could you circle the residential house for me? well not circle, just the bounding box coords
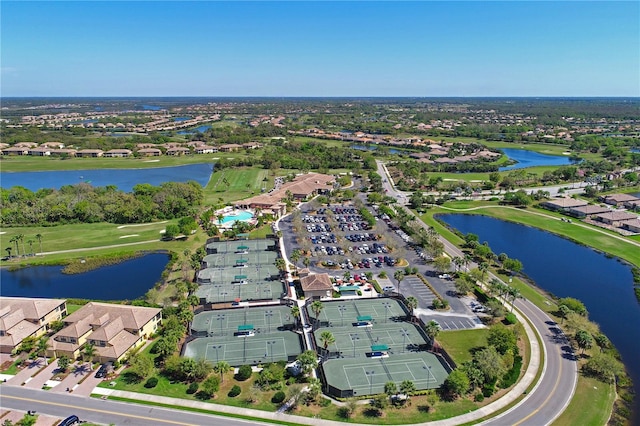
[218,144,243,152]
[76,149,104,158]
[104,149,133,158]
[566,205,610,218]
[594,211,638,226]
[0,297,67,354]
[541,198,588,212]
[48,302,161,364]
[602,193,640,207]
[136,148,162,156]
[50,149,77,157]
[28,147,51,156]
[166,147,191,156]
[1,146,30,156]
[194,145,217,154]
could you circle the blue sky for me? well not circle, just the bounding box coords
[2,1,638,97]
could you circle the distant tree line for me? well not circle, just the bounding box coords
[0,181,203,226]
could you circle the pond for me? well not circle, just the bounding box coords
[0,163,213,192]
[0,253,169,301]
[177,125,212,135]
[499,148,575,171]
[438,214,639,418]
[351,144,402,155]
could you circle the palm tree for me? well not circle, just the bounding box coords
[27,240,34,256]
[311,300,324,329]
[35,233,43,254]
[424,320,441,346]
[5,247,12,258]
[319,331,335,355]
[405,296,418,323]
[291,305,301,329]
[290,250,301,274]
[452,256,463,273]
[214,360,231,382]
[17,234,25,258]
[274,258,287,275]
[507,287,521,312]
[303,256,310,268]
[478,262,489,283]
[36,337,50,365]
[10,236,19,257]
[82,342,96,364]
[394,270,405,296]
[463,253,473,272]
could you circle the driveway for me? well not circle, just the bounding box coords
[6,358,48,386]
[51,362,93,393]
[21,359,59,390]
[72,368,105,396]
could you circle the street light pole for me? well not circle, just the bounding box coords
[382,302,391,324]
[265,310,273,333]
[338,305,346,327]
[401,329,409,353]
[367,370,375,395]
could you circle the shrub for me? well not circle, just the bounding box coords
[228,385,241,397]
[482,382,495,397]
[474,392,485,402]
[500,355,523,388]
[272,390,286,403]
[319,397,331,407]
[504,312,517,325]
[186,382,199,394]
[236,365,253,381]
[144,377,158,388]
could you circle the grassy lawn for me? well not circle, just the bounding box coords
[205,167,271,204]
[66,304,83,314]
[437,329,490,365]
[552,375,615,426]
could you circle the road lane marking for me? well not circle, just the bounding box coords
[1,394,195,426]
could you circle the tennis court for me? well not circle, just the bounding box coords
[202,251,277,269]
[195,280,284,304]
[205,239,275,254]
[184,332,303,366]
[307,298,409,328]
[197,264,279,284]
[185,306,303,366]
[322,352,450,397]
[192,305,294,335]
[314,322,428,358]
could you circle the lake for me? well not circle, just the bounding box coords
[439,214,639,419]
[0,163,213,192]
[499,148,575,171]
[0,253,169,301]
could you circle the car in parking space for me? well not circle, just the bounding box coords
[95,364,108,378]
[382,285,395,293]
[59,415,80,426]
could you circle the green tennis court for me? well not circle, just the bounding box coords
[191,305,294,335]
[195,279,284,304]
[205,239,275,254]
[322,352,450,397]
[307,298,409,328]
[202,251,277,269]
[184,331,303,366]
[314,322,428,357]
[197,263,279,284]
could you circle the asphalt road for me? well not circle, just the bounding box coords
[380,160,579,425]
[0,386,270,426]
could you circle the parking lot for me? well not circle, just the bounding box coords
[281,199,486,331]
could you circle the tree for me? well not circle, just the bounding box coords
[26,239,34,256]
[199,375,220,399]
[399,380,416,395]
[129,353,155,380]
[487,324,517,355]
[296,350,318,376]
[478,262,489,282]
[405,296,418,322]
[310,300,324,328]
[558,297,587,316]
[57,354,71,372]
[424,320,441,344]
[433,256,451,273]
[290,305,301,329]
[394,270,405,295]
[594,333,610,353]
[502,258,523,275]
[444,369,469,398]
[558,304,571,324]
[82,343,96,364]
[575,330,593,354]
[35,337,50,365]
[152,337,178,359]
[384,381,398,396]
[274,258,286,274]
[35,233,43,254]
[583,353,623,383]
[473,346,505,382]
[164,224,180,240]
[290,249,301,272]
[213,361,231,383]
[319,331,335,352]
[5,247,12,258]
[454,275,474,296]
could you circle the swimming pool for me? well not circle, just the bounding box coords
[219,210,254,226]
